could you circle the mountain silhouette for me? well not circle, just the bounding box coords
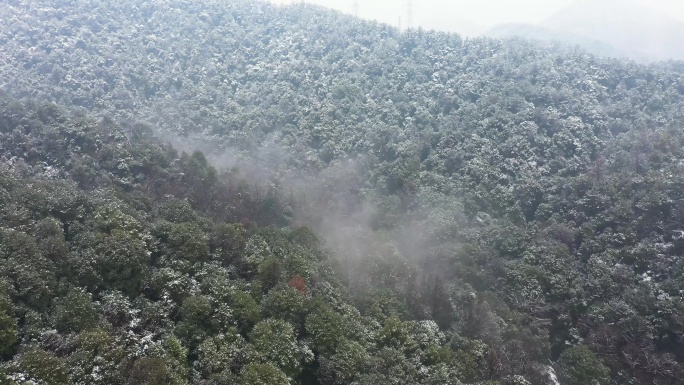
[486,0,684,62]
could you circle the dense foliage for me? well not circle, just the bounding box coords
[1,0,684,384]
[0,95,494,384]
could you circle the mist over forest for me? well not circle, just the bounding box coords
[0,0,683,384]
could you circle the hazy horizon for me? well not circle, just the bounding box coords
[269,0,684,36]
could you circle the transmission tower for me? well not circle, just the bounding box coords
[406,0,413,30]
[353,0,359,17]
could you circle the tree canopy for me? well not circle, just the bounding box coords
[0,0,683,383]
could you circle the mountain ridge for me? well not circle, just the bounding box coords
[486,0,684,62]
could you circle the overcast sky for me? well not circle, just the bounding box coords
[269,0,684,36]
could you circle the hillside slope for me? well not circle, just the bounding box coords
[1,0,684,383]
[0,93,507,385]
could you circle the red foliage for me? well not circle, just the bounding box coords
[288,275,307,295]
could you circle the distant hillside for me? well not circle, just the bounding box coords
[485,23,625,58]
[487,0,684,62]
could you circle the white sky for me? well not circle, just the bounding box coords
[269,0,684,36]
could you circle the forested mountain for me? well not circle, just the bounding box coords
[1,0,684,384]
[487,0,684,63]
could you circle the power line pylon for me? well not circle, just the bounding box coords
[406,0,413,30]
